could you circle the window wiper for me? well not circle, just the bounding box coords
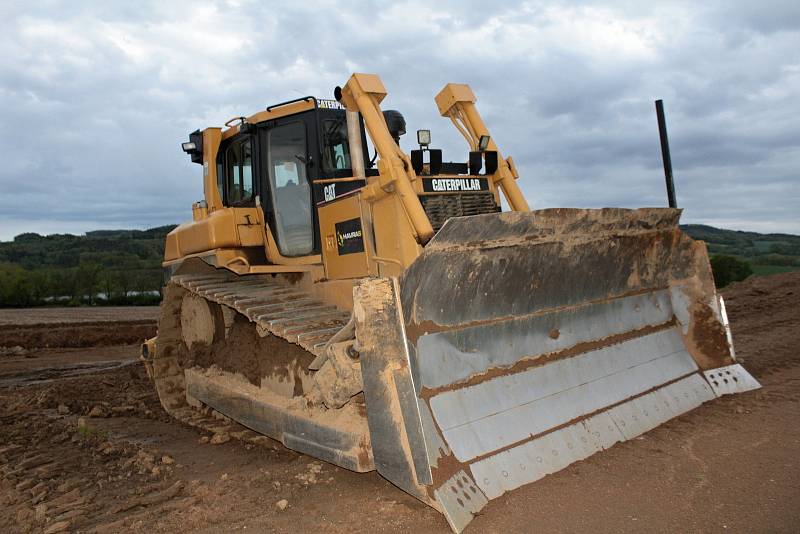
[295,154,313,168]
[325,118,346,136]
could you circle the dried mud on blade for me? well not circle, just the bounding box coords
[353,208,760,533]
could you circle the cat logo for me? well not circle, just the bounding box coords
[422,177,490,193]
[318,99,346,110]
[431,178,482,191]
[324,183,336,202]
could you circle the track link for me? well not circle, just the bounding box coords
[172,273,350,357]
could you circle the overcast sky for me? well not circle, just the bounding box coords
[1,0,798,240]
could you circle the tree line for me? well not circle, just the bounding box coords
[0,225,174,307]
[0,262,162,307]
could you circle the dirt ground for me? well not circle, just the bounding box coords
[0,307,159,350]
[1,273,798,533]
[0,307,160,327]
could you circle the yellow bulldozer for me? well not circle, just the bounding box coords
[143,73,760,532]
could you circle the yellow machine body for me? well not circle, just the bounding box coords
[147,74,761,533]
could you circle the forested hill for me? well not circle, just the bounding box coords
[2,226,177,270]
[681,224,800,276]
[1,222,798,307]
[0,225,176,306]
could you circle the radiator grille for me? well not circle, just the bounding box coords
[419,192,501,232]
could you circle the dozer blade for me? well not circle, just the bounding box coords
[353,208,759,533]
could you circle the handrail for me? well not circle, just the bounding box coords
[267,96,317,112]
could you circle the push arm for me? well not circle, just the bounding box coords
[435,84,530,212]
[337,74,435,243]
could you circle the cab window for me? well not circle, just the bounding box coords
[224,138,253,204]
[321,118,351,175]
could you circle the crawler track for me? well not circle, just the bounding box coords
[148,270,361,457]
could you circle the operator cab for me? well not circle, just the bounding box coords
[181,96,501,258]
[183,98,372,258]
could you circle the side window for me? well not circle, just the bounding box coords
[225,138,253,204]
[216,161,224,202]
[321,118,351,174]
[267,122,313,256]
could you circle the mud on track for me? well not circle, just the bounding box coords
[1,274,799,533]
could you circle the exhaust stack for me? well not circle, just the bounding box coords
[655,99,677,208]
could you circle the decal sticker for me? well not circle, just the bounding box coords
[335,217,365,255]
[423,178,489,193]
[313,179,366,205]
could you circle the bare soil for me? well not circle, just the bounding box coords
[0,307,159,349]
[1,274,798,533]
[0,307,159,326]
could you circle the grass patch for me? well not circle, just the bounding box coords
[77,425,109,441]
[750,264,800,276]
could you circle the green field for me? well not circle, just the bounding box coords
[681,224,800,286]
[750,264,799,276]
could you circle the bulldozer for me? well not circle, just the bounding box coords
[143,73,760,532]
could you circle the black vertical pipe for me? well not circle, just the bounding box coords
[655,99,677,208]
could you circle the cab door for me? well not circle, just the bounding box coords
[261,120,315,257]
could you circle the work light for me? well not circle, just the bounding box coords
[417,129,431,147]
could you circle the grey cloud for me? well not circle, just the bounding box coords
[0,0,798,241]
[701,1,800,35]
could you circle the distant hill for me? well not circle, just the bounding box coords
[0,225,177,307]
[681,224,800,276]
[1,222,797,306]
[4,225,177,270]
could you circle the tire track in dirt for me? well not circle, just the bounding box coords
[0,409,202,533]
[1,273,799,533]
